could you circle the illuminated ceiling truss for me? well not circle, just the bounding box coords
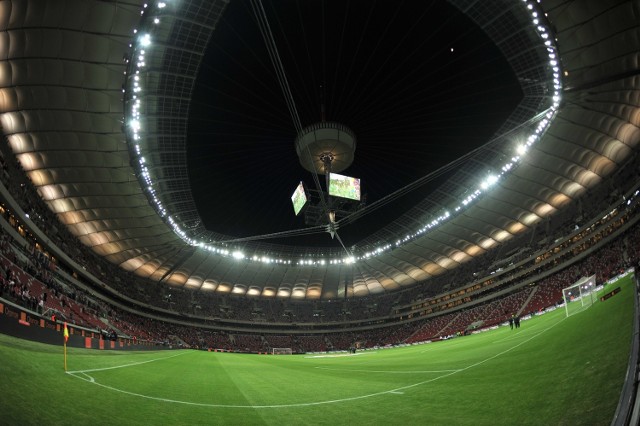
[0,0,637,299]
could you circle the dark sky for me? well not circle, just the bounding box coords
[187,0,522,248]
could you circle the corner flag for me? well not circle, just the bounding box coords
[63,322,69,371]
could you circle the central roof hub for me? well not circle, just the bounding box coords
[294,122,356,175]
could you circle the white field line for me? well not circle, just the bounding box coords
[492,326,539,344]
[66,318,566,409]
[314,367,461,374]
[304,352,370,359]
[66,351,190,374]
[419,338,472,353]
[492,333,523,344]
[494,304,591,344]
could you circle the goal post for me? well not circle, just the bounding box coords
[563,275,597,318]
[271,347,293,355]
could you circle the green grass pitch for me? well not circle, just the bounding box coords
[0,276,635,425]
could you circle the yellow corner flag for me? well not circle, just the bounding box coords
[63,322,69,371]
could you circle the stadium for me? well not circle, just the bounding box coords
[0,0,639,424]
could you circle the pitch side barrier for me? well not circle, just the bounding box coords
[0,297,170,351]
[611,269,640,426]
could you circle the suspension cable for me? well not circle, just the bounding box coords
[217,224,328,244]
[337,108,554,228]
[250,0,345,253]
[250,0,302,133]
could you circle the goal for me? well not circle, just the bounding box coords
[271,347,293,355]
[562,275,597,318]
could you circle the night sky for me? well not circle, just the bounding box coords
[187,0,522,248]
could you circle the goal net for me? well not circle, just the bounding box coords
[272,347,293,355]
[562,275,597,318]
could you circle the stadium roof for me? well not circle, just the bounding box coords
[0,0,638,299]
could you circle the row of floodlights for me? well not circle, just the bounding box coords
[126,2,169,220]
[227,249,356,266]
[124,0,562,267]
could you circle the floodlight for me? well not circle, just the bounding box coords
[140,34,151,46]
